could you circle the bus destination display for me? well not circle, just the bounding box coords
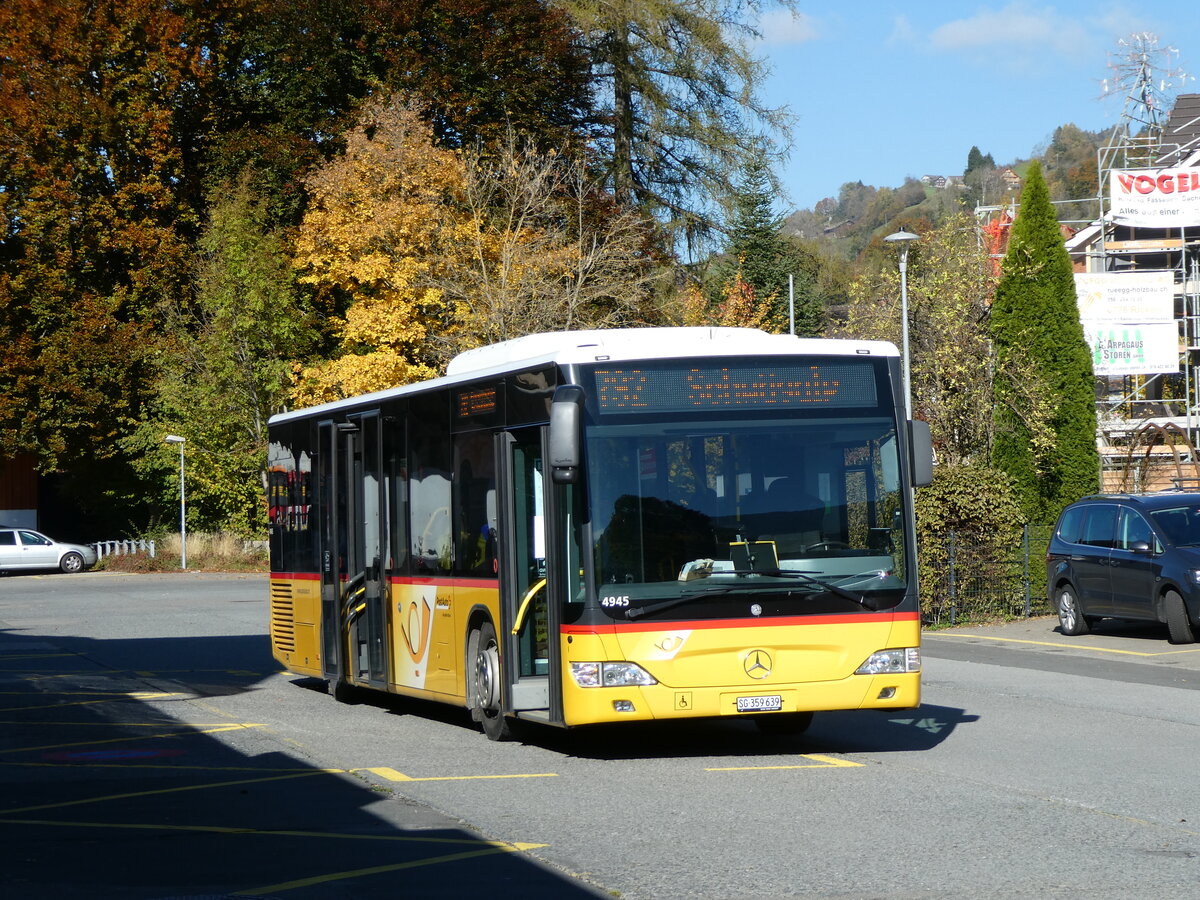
[591,362,878,413]
[455,385,498,419]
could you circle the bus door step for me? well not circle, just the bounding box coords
[510,676,548,710]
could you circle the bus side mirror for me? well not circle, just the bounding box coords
[909,419,933,487]
[549,385,585,484]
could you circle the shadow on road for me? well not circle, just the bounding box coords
[0,627,604,900]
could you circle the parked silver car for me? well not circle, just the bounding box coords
[0,527,98,574]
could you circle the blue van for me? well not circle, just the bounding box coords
[1046,493,1200,644]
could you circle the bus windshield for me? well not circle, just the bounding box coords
[586,418,908,620]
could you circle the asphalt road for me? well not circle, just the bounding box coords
[2,572,1199,899]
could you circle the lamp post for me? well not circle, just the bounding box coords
[164,435,186,569]
[884,229,920,419]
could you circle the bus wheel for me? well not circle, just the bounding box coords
[328,678,360,704]
[753,711,813,736]
[471,621,514,741]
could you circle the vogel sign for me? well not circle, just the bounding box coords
[1110,166,1200,227]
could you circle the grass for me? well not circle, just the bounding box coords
[96,532,268,574]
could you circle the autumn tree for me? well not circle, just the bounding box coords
[138,174,316,534]
[991,161,1099,522]
[677,268,776,331]
[293,95,670,406]
[0,0,211,536]
[439,137,665,355]
[842,214,999,464]
[841,213,1028,615]
[291,96,468,406]
[555,0,795,249]
[201,0,595,226]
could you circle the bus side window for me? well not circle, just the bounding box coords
[410,395,452,573]
[453,432,498,578]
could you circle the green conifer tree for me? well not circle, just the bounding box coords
[991,161,1099,522]
[719,153,823,334]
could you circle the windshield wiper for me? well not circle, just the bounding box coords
[625,569,877,620]
[766,569,876,610]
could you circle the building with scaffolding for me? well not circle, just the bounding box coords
[1066,91,1200,491]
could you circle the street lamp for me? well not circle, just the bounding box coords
[164,435,186,569]
[884,229,920,419]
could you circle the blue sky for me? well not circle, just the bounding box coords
[756,2,1199,213]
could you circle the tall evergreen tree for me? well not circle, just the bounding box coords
[720,152,821,334]
[990,161,1098,522]
[554,0,795,251]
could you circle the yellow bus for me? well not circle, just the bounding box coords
[267,328,932,740]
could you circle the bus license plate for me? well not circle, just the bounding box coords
[737,695,783,712]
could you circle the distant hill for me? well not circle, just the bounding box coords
[782,123,1114,261]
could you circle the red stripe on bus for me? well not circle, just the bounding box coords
[269,573,498,588]
[561,610,920,634]
[388,575,500,588]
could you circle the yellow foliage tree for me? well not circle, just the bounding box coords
[290,95,470,406]
[676,265,778,331]
[291,94,665,409]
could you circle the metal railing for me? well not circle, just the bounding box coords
[92,539,156,560]
[920,525,1055,627]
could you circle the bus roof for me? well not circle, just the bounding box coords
[270,327,899,424]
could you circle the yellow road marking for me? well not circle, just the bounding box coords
[237,844,537,894]
[0,653,79,661]
[0,699,150,713]
[0,816,547,847]
[0,769,337,816]
[0,722,265,755]
[707,753,864,771]
[926,631,1200,657]
[355,766,558,782]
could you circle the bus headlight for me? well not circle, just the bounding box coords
[855,648,921,675]
[570,661,657,687]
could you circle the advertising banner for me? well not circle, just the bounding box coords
[1083,322,1179,376]
[1074,271,1175,323]
[1110,166,1200,227]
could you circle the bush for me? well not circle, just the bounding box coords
[916,464,1028,624]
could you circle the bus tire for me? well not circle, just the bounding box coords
[329,678,360,704]
[471,621,514,741]
[1164,590,1196,644]
[753,711,813,736]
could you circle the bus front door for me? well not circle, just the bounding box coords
[496,429,564,727]
[319,414,388,698]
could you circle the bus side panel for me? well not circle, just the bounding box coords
[390,580,440,693]
[270,575,322,676]
[560,615,920,726]
[387,580,499,702]
[451,582,501,700]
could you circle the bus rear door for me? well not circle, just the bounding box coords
[318,414,389,698]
